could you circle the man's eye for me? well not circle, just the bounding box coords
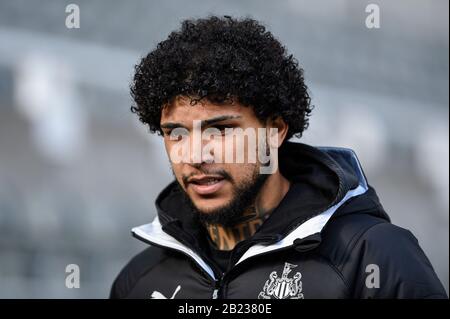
[163,130,177,138]
[164,129,189,140]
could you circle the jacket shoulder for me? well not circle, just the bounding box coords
[319,214,447,298]
[109,246,168,299]
[319,211,387,263]
[351,221,447,298]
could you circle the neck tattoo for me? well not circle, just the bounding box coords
[206,206,273,251]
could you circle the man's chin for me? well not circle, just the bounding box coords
[188,198,242,226]
[190,199,232,216]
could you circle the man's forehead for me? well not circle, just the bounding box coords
[161,96,250,121]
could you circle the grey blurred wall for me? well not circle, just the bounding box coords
[0,0,448,298]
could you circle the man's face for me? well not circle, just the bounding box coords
[160,97,271,224]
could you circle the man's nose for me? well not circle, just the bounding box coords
[185,134,216,165]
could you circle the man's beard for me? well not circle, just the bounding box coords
[175,166,269,227]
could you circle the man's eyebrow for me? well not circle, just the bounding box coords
[201,115,242,126]
[160,115,242,130]
[160,122,188,130]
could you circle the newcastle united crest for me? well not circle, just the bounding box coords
[258,262,304,299]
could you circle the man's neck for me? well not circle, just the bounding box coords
[206,172,291,251]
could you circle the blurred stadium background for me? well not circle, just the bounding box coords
[0,0,448,298]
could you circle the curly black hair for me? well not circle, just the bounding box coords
[131,15,313,140]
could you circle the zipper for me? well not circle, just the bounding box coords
[212,273,226,299]
[212,281,220,299]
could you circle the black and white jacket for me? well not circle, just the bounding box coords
[110,142,447,299]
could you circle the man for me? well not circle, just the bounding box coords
[110,16,447,299]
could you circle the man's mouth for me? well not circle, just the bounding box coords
[187,175,227,195]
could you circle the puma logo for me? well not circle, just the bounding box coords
[151,285,181,299]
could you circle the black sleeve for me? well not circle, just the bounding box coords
[109,246,166,299]
[350,222,447,299]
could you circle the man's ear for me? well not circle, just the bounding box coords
[266,116,289,148]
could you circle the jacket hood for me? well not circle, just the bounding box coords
[132,141,389,277]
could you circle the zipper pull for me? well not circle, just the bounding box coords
[212,277,222,299]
